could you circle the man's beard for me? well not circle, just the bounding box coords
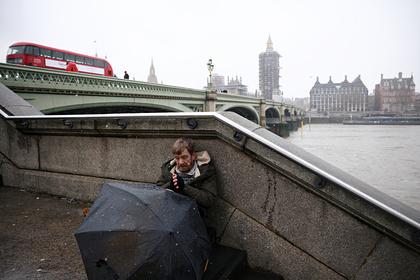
[178,163,192,172]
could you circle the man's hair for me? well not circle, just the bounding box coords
[172,138,194,155]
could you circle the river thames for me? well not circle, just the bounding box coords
[287,124,420,212]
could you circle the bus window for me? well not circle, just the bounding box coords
[94,59,105,68]
[41,48,52,58]
[52,51,64,60]
[25,46,33,55]
[7,46,25,55]
[85,57,93,65]
[65,53,76,62]
[33,47,40,56]
[76,56,84,64]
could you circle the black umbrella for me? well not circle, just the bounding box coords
[75,182,211,280]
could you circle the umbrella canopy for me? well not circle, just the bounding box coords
[75,182,211,280]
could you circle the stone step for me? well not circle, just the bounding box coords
[203,245,283,280]
[235,268,284,280]
[203,245,247,280]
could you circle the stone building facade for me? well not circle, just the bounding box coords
[310,76,368,112]
[259,36,281,100]
[210,73,225,88]
[209,74,248,96]
[416,93,420,113]
[223,76,248,96]
[374,72,415,113]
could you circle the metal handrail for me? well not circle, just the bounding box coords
[1,109,419,229]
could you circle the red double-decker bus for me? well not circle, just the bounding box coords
[6,42,113,77]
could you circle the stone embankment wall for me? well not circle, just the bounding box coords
[1,112,420,280]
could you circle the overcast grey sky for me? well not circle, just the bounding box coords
[0,0,419,98]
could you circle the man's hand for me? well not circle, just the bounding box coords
[169,174,185,193]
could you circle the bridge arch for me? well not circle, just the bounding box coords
[218,105,259,124]
[43,101,192,115]
[265,107,281,125]
[265,107,281,118]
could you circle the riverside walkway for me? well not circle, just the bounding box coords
[0,186,282,280]
[0,186,90,280]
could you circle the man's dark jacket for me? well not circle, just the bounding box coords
[156,151,217,208]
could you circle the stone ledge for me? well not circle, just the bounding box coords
[2,164,103,201]
[221,210,346,280]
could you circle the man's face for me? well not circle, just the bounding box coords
[174,149,196,173]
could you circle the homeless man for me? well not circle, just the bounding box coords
[156,138,217,211]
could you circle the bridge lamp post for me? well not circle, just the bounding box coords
[207,58,214,90]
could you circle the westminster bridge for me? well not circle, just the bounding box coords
[0,63,303,136]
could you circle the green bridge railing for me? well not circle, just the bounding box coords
[0,62,205,96]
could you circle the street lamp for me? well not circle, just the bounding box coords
[207,58,214,89]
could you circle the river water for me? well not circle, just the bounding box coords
[287,124,420,212]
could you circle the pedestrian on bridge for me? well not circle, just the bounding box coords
[124,71,129,79]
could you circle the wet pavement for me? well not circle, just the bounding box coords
[0,186,283,280]
[0,186,91,280]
